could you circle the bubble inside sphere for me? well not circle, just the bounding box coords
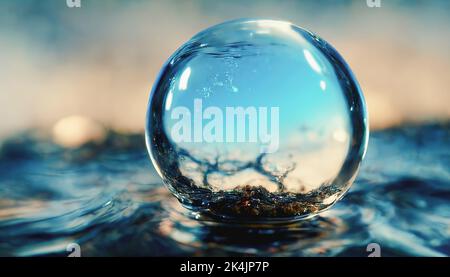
[146,19,369,223]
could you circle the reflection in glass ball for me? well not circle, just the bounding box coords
[146,19,369,223]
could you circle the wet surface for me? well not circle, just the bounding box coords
[0,123,449,256]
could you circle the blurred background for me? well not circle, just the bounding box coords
[0,0,449,146]
[0,0,449,257]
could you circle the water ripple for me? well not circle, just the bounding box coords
[0,124,448,256]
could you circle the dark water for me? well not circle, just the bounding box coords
[0,123,448,257]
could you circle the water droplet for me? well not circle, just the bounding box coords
[146,19,369,223]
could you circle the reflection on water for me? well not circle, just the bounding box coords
[0,123,448,256]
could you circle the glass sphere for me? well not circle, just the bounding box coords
[146,19,369,223]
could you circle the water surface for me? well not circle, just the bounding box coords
[0,123,448,256]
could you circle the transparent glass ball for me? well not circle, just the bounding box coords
[146,19,369,223]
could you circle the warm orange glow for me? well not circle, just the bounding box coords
[52,115,106,148]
